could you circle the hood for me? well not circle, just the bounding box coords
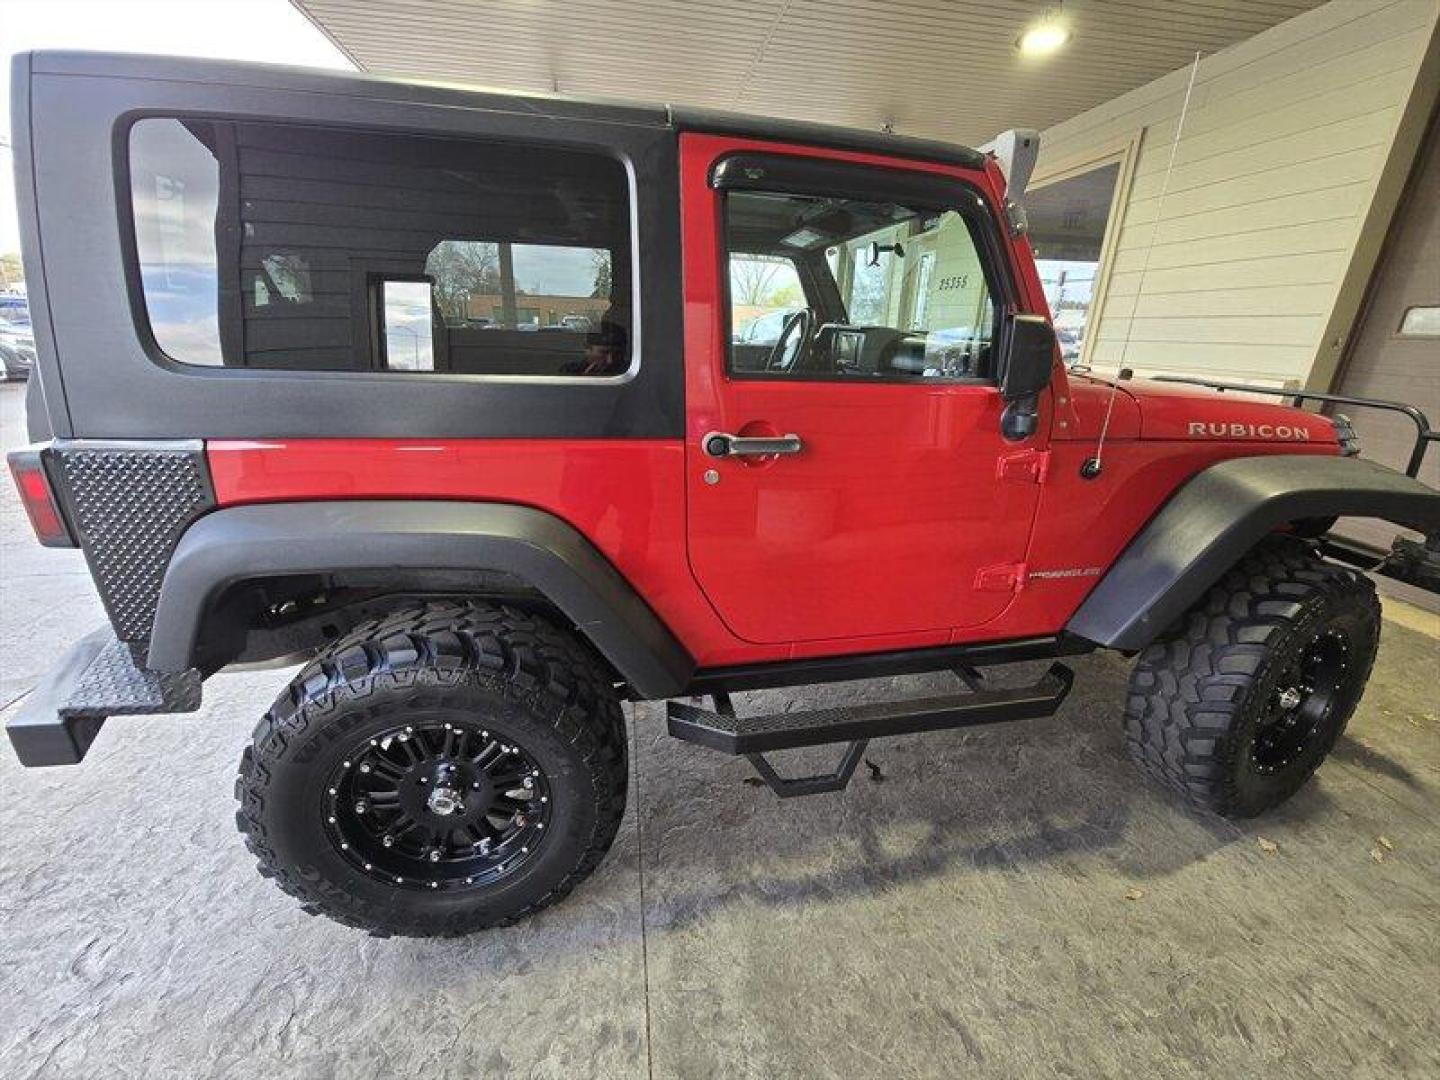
[1120,378,1338,445]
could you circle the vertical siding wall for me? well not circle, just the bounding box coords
[1037,0,1439,386]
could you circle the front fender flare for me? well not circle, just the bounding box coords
[148,500,695,698]
[1067,455,1440,651]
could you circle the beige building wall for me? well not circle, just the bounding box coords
[1033,0,1439,387]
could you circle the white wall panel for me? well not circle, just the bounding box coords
[1037,0,1438,385]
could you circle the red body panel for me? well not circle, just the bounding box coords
[209,439,736,664]
[978,438,1339,642]
[1060,375,1142,441]
[205,138,1341,674]
[1124,378,1336,444]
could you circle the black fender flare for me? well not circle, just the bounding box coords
[147,500,695,698]
[1066,455,1440,651]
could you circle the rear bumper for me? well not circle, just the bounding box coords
[6,627,202,766]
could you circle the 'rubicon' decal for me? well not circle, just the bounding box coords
[1187,421,1309,440]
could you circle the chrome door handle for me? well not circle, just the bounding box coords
[702,431,803,458]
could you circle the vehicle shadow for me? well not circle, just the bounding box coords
[627,653,1342,932]
[1331,734,1420,787]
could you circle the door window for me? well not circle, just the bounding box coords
[723,190,996,381]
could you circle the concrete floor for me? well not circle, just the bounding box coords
[1,379,1438,1079]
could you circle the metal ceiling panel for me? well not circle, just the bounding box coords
[292,0,1325,144]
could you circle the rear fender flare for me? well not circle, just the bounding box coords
[1066,455,1440,651]
[148,500,695,698]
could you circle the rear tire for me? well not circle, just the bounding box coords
[1124,538,1379,818]
[235,601,627,936]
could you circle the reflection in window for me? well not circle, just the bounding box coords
[380,281,435,371]
[130,119,223,365]
[128,117,631,375]
[730,254,804,346]
[256,254,311,307]
[426,240,613,333]
[724,190,995,380]
[1026,161,1120,363]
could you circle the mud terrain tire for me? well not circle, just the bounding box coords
[1124,538,1379,818]
[234,601,627,936]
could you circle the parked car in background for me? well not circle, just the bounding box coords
[0,300,35,381]
[1056,326,1083,362]
[734,308,793,345]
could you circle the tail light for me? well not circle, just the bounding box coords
[7,447,75,547]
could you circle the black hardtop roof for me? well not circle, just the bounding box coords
[26,50,987,169]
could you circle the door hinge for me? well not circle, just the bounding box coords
[996,449,1050,484]
[975,562,1028,593]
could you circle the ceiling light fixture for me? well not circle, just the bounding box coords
[1017,9,1072,57]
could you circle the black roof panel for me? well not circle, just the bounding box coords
[31,51,985,168]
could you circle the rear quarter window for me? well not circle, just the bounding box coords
[127,118,633,378]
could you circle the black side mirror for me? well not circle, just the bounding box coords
[999,314,1056,441]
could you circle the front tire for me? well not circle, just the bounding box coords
[1124,538,1379,818]
[235,601,627,936]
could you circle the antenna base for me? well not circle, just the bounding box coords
[1080,457,1103,480]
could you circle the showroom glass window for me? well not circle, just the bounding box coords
[1024,161,1121,364]
[724,189,996,380]
[128,118,633,376]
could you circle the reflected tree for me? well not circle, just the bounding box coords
[590,249,612,300]
[426,241,501,323]
[730,255,792,306]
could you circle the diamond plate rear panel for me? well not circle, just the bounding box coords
[51,442,214,644]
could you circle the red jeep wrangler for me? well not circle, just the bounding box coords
[8,53,1438,937]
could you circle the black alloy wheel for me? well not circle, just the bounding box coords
[1251,629,1352,775]
[325,719,553,891]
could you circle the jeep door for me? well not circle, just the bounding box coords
[681,135,1048,646]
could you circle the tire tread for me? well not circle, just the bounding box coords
[1124,537,1379,816]
[234,601,627,936]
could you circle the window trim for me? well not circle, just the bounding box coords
[713,153,1014,385]
[1026,129,1141,368]
[117,112,642,385]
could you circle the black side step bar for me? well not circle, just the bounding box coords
[746,739,872,799]
[667,663,1074,796]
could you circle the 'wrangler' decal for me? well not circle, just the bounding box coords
[1187,421,1309,440]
